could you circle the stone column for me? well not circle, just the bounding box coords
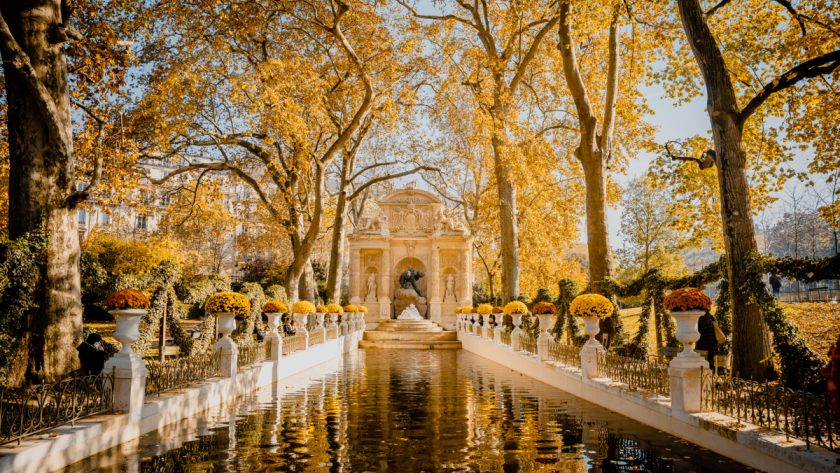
[379,247,391,320]
[349,247,361,304]
[458,251,470,306]
[465,239,473,306]
[429,243,441,323]
[669,353,709,416]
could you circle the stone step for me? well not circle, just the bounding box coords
[359,339,462,350]
[363,331,457,341]
[376,326,443,333]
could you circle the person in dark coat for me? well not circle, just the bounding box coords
[282,314,296,336]
[695,311,718,370]
[77,333,106,375]
[769,274,782,296]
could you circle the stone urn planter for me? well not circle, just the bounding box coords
[582,316,602,348]
[292,313,309,332]
[265,313,282,334]
[669,310,706,358]
[215,312,237,339]
[537,314,557,338]
[110,308,146,356]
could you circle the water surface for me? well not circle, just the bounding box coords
[66,350,752,472]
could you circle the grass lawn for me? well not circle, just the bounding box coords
[780,302,840,361]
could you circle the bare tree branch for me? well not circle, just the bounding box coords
[664,141,715,169]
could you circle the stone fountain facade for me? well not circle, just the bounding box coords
[347,188,473,327]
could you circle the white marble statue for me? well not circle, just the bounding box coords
[365,273,377,301]
[444,274,456,301]
[397,304,424,320]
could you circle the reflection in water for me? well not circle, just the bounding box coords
[67,350,751,472]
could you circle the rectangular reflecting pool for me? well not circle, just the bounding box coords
[65,350,753,472]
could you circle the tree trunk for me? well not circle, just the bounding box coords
[491,110,520,302]
[326,190,348,303]
[580,155,611,293]
[677,0,774,380]
[0,2,83,383]
[299,258,316,302]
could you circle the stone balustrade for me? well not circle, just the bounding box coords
[455,313,839,473]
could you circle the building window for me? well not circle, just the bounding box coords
[99,212,111,225]
[78,210,86,225]
[135,215,147,230]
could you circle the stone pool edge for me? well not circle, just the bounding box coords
[459,333,839,473]
[0,337,357,473]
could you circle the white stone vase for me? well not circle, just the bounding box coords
[292,313,309,331]
[216,312,237,338]
[110,308,146,355]
[315,312,325,327]
[670,309,706,358]
[537,314,557,337]
[265,313,282,333]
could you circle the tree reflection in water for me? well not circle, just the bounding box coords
[69,350,749,472]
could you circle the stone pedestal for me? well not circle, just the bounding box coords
[105,309,147,420]
[265,313,282,361]
[669,352,708,415]
[104,353,146,421]
[537,314,557,362]
[580,339,605,380]
[511,314,523,351]
[213,335,238,378]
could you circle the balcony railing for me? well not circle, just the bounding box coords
[237,340,268,368]
[701,370,839,453]
[546,340,581,368]
[145,352,220,396]
[596,351,670,397]
[518,333,538,355]
[282,333,308,355]
[0,369,115,445]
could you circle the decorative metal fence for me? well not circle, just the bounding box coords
[282,333,308,355]
[500,330,512,347]
[596,352,670,397]
[0,369,115,445]
[237,341,268,368]
[701,370,839,452]
[519,332,538,355]
[145,352,221,396]
[547,340,581,368]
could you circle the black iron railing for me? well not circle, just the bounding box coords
[596,352,670,397]
[547,340,581,368]
[237,340,268,368]
[282,333,308,355]
[145,352,220,396]
[701,370,839,453]
[500,330,512,347]
[519,333,538,355]
[0,368,115,445]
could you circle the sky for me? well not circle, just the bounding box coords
[604,82,821,249]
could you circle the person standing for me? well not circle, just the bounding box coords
[769,274,782,297]
[695,311,719,371]
[77,333,107,375]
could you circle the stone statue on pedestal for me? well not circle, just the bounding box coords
[365,273,377,301]
[394,267,427,319]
